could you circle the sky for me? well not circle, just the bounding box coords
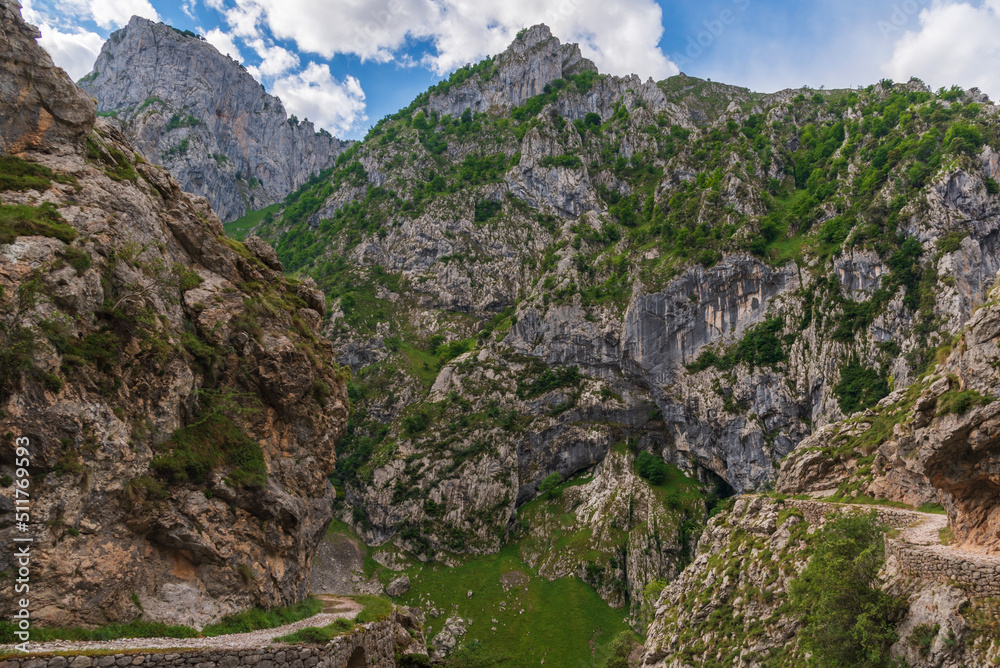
[20,0,1000,140]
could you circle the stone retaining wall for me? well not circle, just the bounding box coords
[0,620,395,668]
[885,538,1000,598]
[783,499,999,598]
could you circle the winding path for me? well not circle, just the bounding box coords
[1,596,362,655]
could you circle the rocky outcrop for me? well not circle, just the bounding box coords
[778,271,1000,555]
[0,2,347,629]
[642,497,999,667]
[78,17,350,222]
[0,0,95,154]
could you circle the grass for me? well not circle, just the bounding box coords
[939,526,955,546]
[224,203,282,240]
[0,620,198,643]
[275,618,354,644]
[0,156,74,191]
[151,413,266,489]
[0,598,324,643]
[353,596,394,623]
[0,202,77,244]
[397,544,630,667]
[201,596,323,636]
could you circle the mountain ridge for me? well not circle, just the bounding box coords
[78,16,351,222]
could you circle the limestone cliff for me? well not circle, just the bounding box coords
[0,0,348,629]
[78,17,350,222]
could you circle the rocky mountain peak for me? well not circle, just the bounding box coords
[0,0,95,154]
[78,16,351,222]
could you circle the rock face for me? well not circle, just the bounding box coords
[0,2,348,629]
[779,273,1000,554]
[242,23,1000,628]
[0,0,95,154]
[641,497,1000,667]
[78,16,350,222]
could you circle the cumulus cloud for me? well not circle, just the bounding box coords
[271,63,368,136]
[81,0,159,29]
[247,37,299,76]
[218,0,676,79]
[883,0,1000,98]
[37,23,105,80]
[203,27,243,61]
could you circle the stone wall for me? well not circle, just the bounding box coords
[885,538,1000,598]
[782,498,1000,598]
[0,621,396,668]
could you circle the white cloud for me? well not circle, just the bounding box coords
[247,37,299,76]
[36,23,105,80]
[85,0,160,29]
[181,0,197,19]
[203,27,244,61]
[883,0,1000,98]
[271,63,368,136]
[219,0,676,80]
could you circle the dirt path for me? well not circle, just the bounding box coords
[1,595,362,654]
[889,508,1000,565]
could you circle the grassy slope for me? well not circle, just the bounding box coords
[223,202,281,240]
[397,545,630,667]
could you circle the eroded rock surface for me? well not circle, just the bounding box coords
[0,2,347,629]
[78,16,350,221]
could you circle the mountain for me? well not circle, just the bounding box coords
[77,16,351,222]
[242,22,1000,632]
[0,0,347,629]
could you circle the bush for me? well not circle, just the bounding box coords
[634,451,668,485]
[538,472,562,498]
[834,359,889,415]
[790,511,907,668]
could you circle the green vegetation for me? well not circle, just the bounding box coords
[0,156,75,191]
[275,617,354,643]
[0,620,198,643]
[202,596,323,636]
[354,595,394,623]
[224,202,282,240]
[834,358,890,415]
[165,113,202,131]
[398,545,630,667]
[687,317,786,373]
[517,365,582,399]
[0,202,76,244]
[935,388,992,415]
[151,390,267,489]
[538,472,562,498]
[790,511,907,668]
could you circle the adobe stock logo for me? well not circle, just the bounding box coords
[670,0,751,71]
[876,0,933,39]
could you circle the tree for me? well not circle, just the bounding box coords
[538,472,562,498]
[790,511,907,668]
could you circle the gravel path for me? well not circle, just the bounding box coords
[892,509,1000,565]
[1,596,362,654]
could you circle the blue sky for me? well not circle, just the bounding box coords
[21,0,1000,139]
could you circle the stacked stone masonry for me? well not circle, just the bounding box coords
[885,538,1000,598]
[0,621,395,668]
[784,499,999,598]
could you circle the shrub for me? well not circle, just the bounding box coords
[790,511,907,668]
[936,389,992,415]
[0,156,74,191]
[834,359,889,415]
[634,451,668,485]
[538,472,562,498]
